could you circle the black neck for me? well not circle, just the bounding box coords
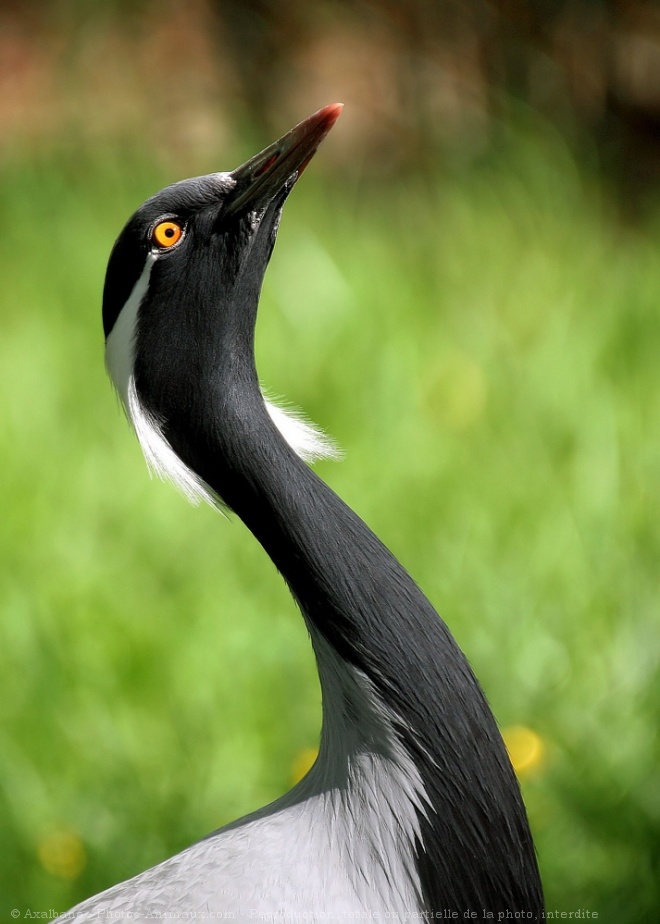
[159,390,543,919]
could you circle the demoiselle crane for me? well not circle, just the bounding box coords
[58,104,543,922]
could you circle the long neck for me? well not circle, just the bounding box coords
[172,390,468,692]
[162,389,543,918]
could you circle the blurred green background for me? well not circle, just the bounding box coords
[0,1,659,920]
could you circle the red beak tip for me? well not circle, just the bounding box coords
[323,103,344,124]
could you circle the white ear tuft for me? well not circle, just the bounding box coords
[127,377,219,509]
[105,256,220,510]
[262,390,343,463]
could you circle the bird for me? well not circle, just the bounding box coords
[58,104,544,922]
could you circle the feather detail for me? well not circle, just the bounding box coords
[262,390,343,463]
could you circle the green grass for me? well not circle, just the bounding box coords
[0,132,658,920]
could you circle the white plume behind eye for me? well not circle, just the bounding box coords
[105,254,155,413]
[105,254,341,509]
[126,377,217,507]
[263,393,342,463]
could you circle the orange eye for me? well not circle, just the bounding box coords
[152,220,184,249]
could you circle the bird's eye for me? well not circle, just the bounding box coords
[152,220,184,249]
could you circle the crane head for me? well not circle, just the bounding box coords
[102,104,342,504]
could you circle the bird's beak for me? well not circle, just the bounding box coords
[224,103,343,218]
